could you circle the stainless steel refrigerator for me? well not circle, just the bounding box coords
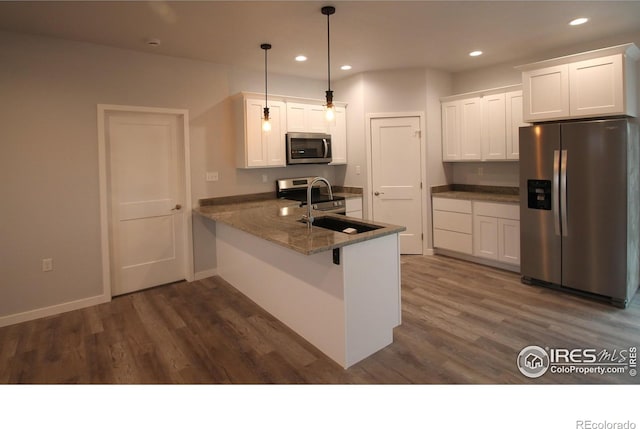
[519,118,640,308]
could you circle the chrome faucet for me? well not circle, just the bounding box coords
[302,176,333,230]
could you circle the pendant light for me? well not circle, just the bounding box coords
[261,43,272,132]
[322,6,336,122]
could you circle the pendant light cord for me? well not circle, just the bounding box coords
[326,12,331,92]
[264,47,268,107]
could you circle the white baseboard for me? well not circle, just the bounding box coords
[194,268,217,281]
[0,293,111,328]
[423,248,435,256]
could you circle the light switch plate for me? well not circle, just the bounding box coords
[206,171,219,182]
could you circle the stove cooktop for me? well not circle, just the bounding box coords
[276,176,345,211]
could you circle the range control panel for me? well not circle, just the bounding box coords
[527,179,552,210]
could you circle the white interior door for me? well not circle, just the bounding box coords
[106,111,187,296]
[370,116,423,254]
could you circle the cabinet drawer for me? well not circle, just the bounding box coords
[433,210,472,234]
[432,197,472,214]
[434,229,472,254]
[474,201,520,220]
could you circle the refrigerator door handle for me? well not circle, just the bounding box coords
[560,149,568,237]
[553,150,561,236]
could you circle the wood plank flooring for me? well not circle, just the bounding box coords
[1,255,639,384]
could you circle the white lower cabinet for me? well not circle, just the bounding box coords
[498,218,520,265]
[473,215,499,259]
[472,201,520,266]
[432,198,473,254]
[345,197,362,219]
[433,197,520,268]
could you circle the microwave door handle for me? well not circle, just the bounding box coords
[323,138,328,159]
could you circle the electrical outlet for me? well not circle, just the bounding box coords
[205,171,219,182]
[478,167,484,176]
[355,165,361,175]
[42,258,53,272]
[262,174,268,183]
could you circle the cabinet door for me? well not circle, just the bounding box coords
[498,219,520,266]
[328,106,347,165]
[242,98,285,168]
[460,97,482,160]
[286,102,329,133]
[569,54,624,118]
[441,101,460,161]
[481,93,507,160]
[286,103,307,132]
[473,215,498,260]
[505,91,525,160]
[345,197,363,219]
[244,98,268,167]
[522,64,569,122]
[307,105,329,132]
[265,101,286,166]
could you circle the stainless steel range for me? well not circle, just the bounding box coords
[276,176,345,214]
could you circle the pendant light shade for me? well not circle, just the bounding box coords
[322,6,336,122]
[261,43,272,132]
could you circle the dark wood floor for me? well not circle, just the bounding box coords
[1,255,639,384]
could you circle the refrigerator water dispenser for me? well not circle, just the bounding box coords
[527,180,551,210]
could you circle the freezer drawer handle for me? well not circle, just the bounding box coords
[560,149,568,237]
[553,150,561,236]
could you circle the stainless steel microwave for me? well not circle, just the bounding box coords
[286,132,332,165]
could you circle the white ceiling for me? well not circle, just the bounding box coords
[1,1,640,81]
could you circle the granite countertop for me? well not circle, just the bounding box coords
[432,184,520,204]
[194,197,404,256]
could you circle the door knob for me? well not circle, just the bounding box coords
[374,191,380,196]
[172,204,182,211]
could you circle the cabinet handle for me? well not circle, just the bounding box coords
[172,204,182,211]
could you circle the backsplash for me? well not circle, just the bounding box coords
[451,162,519,187]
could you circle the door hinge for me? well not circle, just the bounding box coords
[420,182,423,189]
[414,130,421,139]
[421,233,424,240]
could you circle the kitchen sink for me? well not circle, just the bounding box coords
[302,216,383,234]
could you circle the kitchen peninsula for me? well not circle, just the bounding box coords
[195,196,405,368]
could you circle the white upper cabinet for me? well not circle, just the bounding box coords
[521,64,570,122]
[328,106,347,165]
[286,102,329,133]
[442,86,524,162]
[569,54,624,118]
[505,90,526,160]
[441,97,481,161]
[234,93,347,168]
[236,96,286,169]
[518,43,639,122]
[481,93,507,160]
[441,100,461,161]
[460,97,482,160]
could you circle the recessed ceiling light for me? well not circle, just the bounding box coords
[340,65,352,71]
[469,50,483,57]
[295,55,307,62]
[569,17,589,26]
